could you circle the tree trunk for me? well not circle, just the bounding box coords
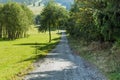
[58,26,59,34]
[0,24,2,38]
[48,25,51,43]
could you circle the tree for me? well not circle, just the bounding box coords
[39,1,69,42]
[2,3,29,39]
[67,0,120,42]
[67,0,96,42]
[55,6,69,32]
[21,4,34,25]
[92,0,120,42]
[0,4,3,38]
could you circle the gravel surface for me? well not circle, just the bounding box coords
[24,31,107,80]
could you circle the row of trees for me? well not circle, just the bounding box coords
[66,0,120,43]
[0,3,33,40]
[38,1,69,42]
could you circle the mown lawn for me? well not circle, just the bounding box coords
[0,28,60,80]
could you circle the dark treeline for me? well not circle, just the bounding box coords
[0,3,33,40]
[66,0,120,43]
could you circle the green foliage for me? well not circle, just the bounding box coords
[0,4,3,38]
[92,0,120,42]
[38,1,69,42]
[21,4,34,25]
[2,3,28,39]
[67,0,120,42]
[67,0,97,42]
[0,3,34,40]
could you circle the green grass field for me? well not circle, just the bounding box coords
[0,27,60,80]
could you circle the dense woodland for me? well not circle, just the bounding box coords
[67,0,120,43]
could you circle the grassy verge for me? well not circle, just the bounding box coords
[0,27,60,80]
[68,36,120,80]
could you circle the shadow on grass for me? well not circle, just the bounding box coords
[15,43,48,46]
[15,41,59,51]
[37,42,59,52]
[0,38,10,41]
[52,37,61,41]
[17,41,59,63]
[18,54,46,63]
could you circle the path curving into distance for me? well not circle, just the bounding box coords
[24,30,107,80]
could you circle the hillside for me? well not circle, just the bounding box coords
[0,0,38,5]
[0,0,74,9]
[55,0,74,9]
[41,0,74,9]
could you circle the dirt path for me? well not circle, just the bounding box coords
[24,31,107,80]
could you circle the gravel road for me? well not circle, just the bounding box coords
[24,31,107,80]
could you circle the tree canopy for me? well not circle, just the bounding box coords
[66,0,120,43]
[38,1,69,42]
[0,2,34,40]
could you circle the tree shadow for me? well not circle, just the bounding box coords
[24,51,80,80]
[24,51,106,80]
[37,42,59,52]
[18,54,47,63]
[0,38,11,41]
[25,68,78,80]
[15,42,59,51]
[52,37,61,41]
[15,43,48,46]
[16,42,59,63]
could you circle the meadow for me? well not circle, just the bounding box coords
[0,26,60,80]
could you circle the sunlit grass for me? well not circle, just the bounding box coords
[0,27,60,80]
